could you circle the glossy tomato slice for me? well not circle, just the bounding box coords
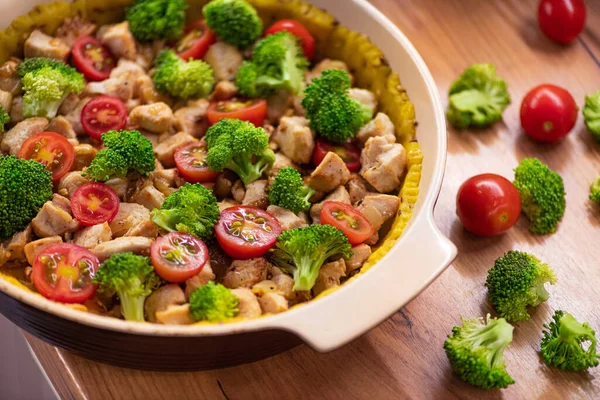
[174,142,220,183]
[265,19,315,60]
[18,131,75,182]
[81,95,127,141]
[71,182,120,226]
[72,36,116,81]
[176,19,216,61]
[32,243,99,304]
[320,201,374,246]
[215,206,282,259]
[313,139,361,172]
[538,0,586,45]
[151,232,209,283]
[207,98,267,127]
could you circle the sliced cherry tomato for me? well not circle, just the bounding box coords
[207,98,267,127]
[320,201,374,246]
[81,95,127,140]
[313,139,361,172]
[265,19,315,60]
[520,84,578,142]
[32,243,99,304]
[151,232,209,283]
[72,36,116,81]
[18,132,75,182]
[538,0,586,45]
[456,174,521,236]
[174,142,220,183]
[176,19,216,61]
[215,206,282,259]
[71,182,120,226]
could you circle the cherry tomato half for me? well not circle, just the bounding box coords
[18,132,75,182]
[520,84,578,142]
[72,36,116,81]
[71,182,120,226]
[32,243,100,304]
[456,174,521,236]
[313,139,361,172]
[207,98,267,127]
[176,19,216,61]
[174,142,220,183]
[538,0,586,45]
[265,19,315,60]
[151,232,209,283]
[320,201,374,246]
[215,206,282,259]
[81,95,127,140]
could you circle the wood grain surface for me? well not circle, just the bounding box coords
[25,0,600,398]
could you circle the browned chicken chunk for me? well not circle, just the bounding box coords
[129,102,174,133]
[313,259,346,296]
[258,292,289,314]
[97,22,137,60]
[23,236,63,265]
[356,113,396,145]
[109,203,158,238]
[356,194,401,232]
[144,284,186,323]
[273,116,314,164]
[231,288,262,318]
[184,262,216,300]
[173,99,209,138]
[307,152,351,193]
[0,60,22,95]
[57,172,90,198]
[223,258,270,289]
[0,90,13,112]
[345,244,372,273]
[267,205,309,231]
[1,117,48,155]
[204,42,243,81]
[310,185,351,224]
[24,30,70,61]
[31,196,79,238]
[72,144,98,171]
[155,304,194,325]
[242,180,269,209]
[91,237,154,261]
[210,81,238,101]
[154,132,196,167]
[4,225,32,263]
[360,137,407,193]
[73,223,112,249]
[56,16,97,47]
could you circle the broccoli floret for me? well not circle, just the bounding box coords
[17,57,84,118]
[269,225,352,291]
[590,178,600,204]
[513,158,566,234]
[583,90,600,142]
[189,281,239,322]
[205,118,275,185]
[126,0,186,42]
[541,310,599,372]
[446,63,511,129]
[269,167,314,213]
[486,251,557,322]
[302,69,367,143]
[151,183,220,242]
[203,0,262,49]
[93,253,161,322]
[84,151,128,182]
[236,32,308,98]
[0,155,53,239]
[0,106,10,132]
[152,50,214,99]
[444,315,515,389]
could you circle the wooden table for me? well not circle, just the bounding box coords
[25,0,600,398]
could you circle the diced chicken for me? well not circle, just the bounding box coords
[258,292,289,314]
[266,91,294,125]
[223,258,270,289]
[64,98,91,135]
[97,21,137,60]
[310,186,351,224]
[273,116,314,164]
[212,171,235,199]
[356,194,401,231]
[9,97,23,123]
[23,236,63,265]
[151,168,185,196]
[136,75,164,104]
[5,225,32,263]
[210,81,238,101]
[252,280,280,297]
[144,284,186,323]
[313,259,346,296]
[346,173,374,205]
[1,117,48,155]
[52,193,71,213]
[184,262,216,300]
[365,232,379,246]
[72,144,98,171]
[154,132,196,168]
[356,113,396,145]
[306,59,352,83]
[173,99,209,138]
[204,42,243,81]
[110,59,147,88]
[218,199,240,212]
[360,137,407,193]
[230,288,262,318]
[307,152,351,193]
[91,237,153,261]
[135,40,165,71]
[242,180,269,209]
[109,203,158,238]
[24,30,70,61]
[46,116,77,140]
[231,180,246,203]
[105,177,129,199]
[129,179,165,211]
[0,90,12,112]
[57,172,90,198]
[128,102,174,133]
[270,267,296,300]
[31,198,79,238]
[0,60,22,95]
[155,304,194,325]
[348,88,377,113]
[345,244,372,273]
[266,205,308,231]
[56,16,97,48]
[73,223,112,249]
[58,93,80,116]
[84,78,134,102]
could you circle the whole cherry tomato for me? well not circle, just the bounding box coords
[538,0,586,45]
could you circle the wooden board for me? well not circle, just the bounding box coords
[25,0,600,398]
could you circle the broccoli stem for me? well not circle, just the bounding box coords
[119,292,147,322]
[461,319,512,368]
[228,156,266,185]
[292,253,326,291]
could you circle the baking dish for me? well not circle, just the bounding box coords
[0,0,456,370]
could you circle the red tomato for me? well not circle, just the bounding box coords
[176,19,216,61]
[538,0,586,45]
[174,142,220,183]
[265,19,315,60]
[207,99,267,127]
[32,243,100,304]
[313,139,361,172]
[320,201,374,246]
[71,182,120,226]
[81,96,127,141]
[456,174,521,236]
[72,36,116,81]
[151,232,209,283]
[520,84,578,142]
[215,206,282,259]
[18,132,75,182]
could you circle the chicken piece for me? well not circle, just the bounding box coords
[356,113,396,145]
[91,237,153,261]
[136,74,170,105]
[57,172,90,198]
[1,117,48,155]
[266,91,294,125]
[24,30,70,61]
[345,244,372,273]
[110,59,147,89]
[173,99,209,138]
[151,168,185,196]
[71,144,98,171]
[64,98,91,135]
[135,40,166,71]
[51,193,71,213]
[109,203,158,238]
[360,137,407,193]
[218,199,240,212]
[154,132,196,168]
[273,116,314,164]
[23,236,63,265]
[348,88,377,111]
[270,267,296,300]
[105,177,129,199]
[242,180,269,209]
[0,90,12,112]
[230,288,262,318]
[309,186,351,224]
[210,81,238,101]
[144,284,186,323]
[46,116,77,140]
[266,205,308,231]
[58,93,80,116]
[356,194,401,232]
[55,16,96,48]
[97,21,137,60]
[306,152,351,193]
[128,102,174,133]
[129,184,165,211]
[184,262,216,300]
[31,198,79,238]
[5,225,32,263]
[155,304,194,325]
[252,280,279,296]
[313,259,346,296]
[346,173,375,206]
[73,223,112,249]
[223,258,270,289]
[231,180,246,203]
[258,292,289,314]
[0,60,22,95]
[305,59,352,83]
[8,97,23,123]
[213,171,237,199]
[84,78,134,102]
[204,42,243,81]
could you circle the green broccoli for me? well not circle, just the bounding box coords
[301,69,369,143]
[203,0,262,49]
[16,57,84,118]
[446,63,511,129]
[268,167,314,213]
[541,310,599,372]
[152,50,214,99]
[269,225,352,291]
[590,177,600,204]
[0,105,10,132]
[189,281,239,322]
[205,118,275,185]
[151,183,220,242]
[236,31,309,98]
[85,130,155,181]
[486,251,557,322]
[126,0,186,42]
[444,315,515,390]
[93,253,162,322]
[583,90,600,142]
[513,158,566,234]
[0,155,53,239]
